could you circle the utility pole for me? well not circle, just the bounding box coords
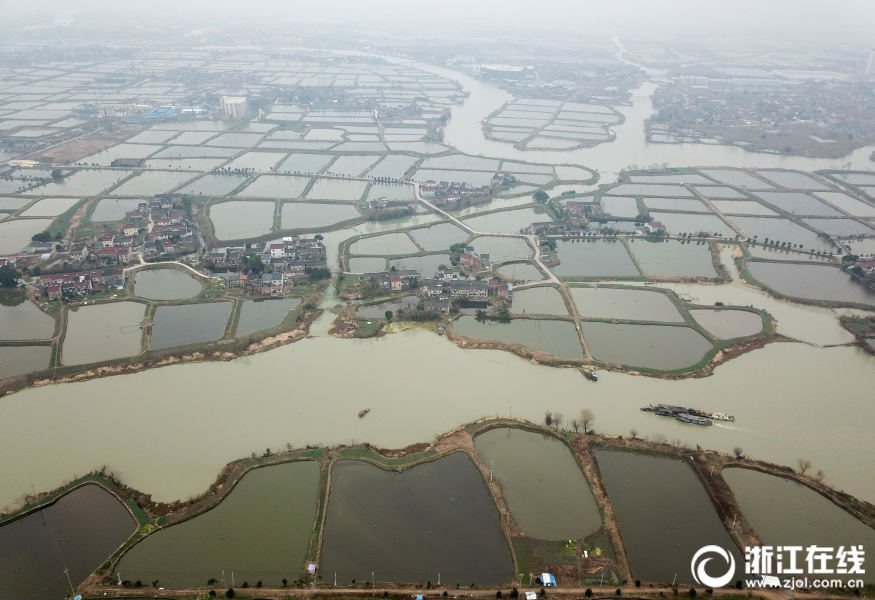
[372,571,375,596]
[64,568,74,595]
[232,572,235,587]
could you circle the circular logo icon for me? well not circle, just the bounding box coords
[691,545,736,588]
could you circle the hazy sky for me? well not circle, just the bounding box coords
[1,0,874,48]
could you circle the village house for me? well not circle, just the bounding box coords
[262,272,284,295]
[449,279,489,299]
[362,270,420,290]
[643,221,667,234]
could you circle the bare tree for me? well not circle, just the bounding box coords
[570,419,581,433]
[797,458,812,476]
[629,428,638,439]
[815,470,825,483]
[544,411,553,428]
[579,409,595,434]
[732,446,743,459]
[652,433,668,445]
[553,412,564,430]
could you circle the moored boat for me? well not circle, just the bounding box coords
[358,408,370,418]
[580,368,598,381]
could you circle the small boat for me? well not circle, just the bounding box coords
[358,408,370,418]
[580,368,598,382]
[675,413,712,426]
[437,326,444,335]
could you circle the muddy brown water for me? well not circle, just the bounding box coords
[116,461,320,588]
[596,451,741,584]
[474,428,601,540]
[320,453,513,585]
[0,484,137,600]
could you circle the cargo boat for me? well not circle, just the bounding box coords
[641,404,733,424]
[580,368,598,382]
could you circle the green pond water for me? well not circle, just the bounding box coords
[596,451,741,584]
[552,240,639,278]
[116,461,320,587]
[62,302,145,365]
[0,484,137,600]
[134,269,202,300]
[320,453,513,585]
[628,239,718,278]
[723,468,875,584]
[690,309,763,339]
[150,302,232,350]
[747,262,875,307]
[236,298,302,337]
[474,428,601,540]
[581,322,712,370]
[510,287,568,315]
[454,316,583,359]
[570,287,683,322]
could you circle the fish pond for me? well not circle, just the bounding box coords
[570,287,683,322]
[150,302,231,350]
[552,240,639,278]
[349,257,388,273]
[690,309,763,339]
[134,268,202,300]
[510,287,568,315]
[462,208,543,235]
[410,223,470,252]
[350,233,418,256]
[116,461,320,588]
[454,316,583,359]
[62,302,145,365]
[496,262,544,281]
[0,346,52,380]
[0,299,55,340]
[747,262,875,307]
[723,468,875,584]
[90,198,143,222]
[581,322,712,370]
[470,236,532,262]
[235,298,302,337]
[596,451,741,584]
[320,453,513,585]
[474,428,601,540]
[628,239,718,278]
[209,201,275,240]
[281,202,360,230]
[0,484,137,600]
[389,254,451,276]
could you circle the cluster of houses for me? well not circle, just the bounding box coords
[419,179,493,205]
[39,268,125,300]
[362,262,512,314]
[212,236,327,295]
